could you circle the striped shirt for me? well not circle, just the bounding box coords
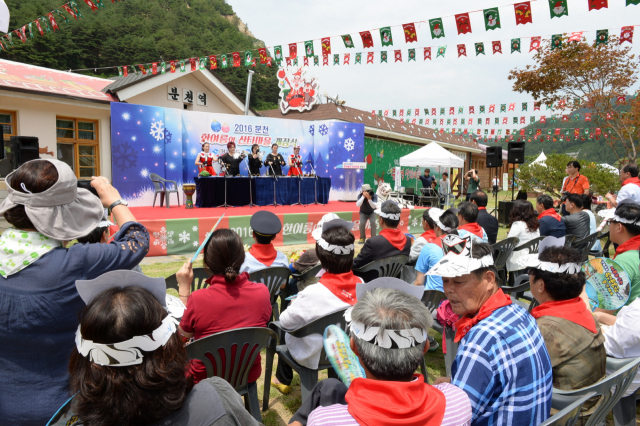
[307,382,472,426]
[452,304,553,426]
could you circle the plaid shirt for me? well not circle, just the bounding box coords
[452,304,553,426]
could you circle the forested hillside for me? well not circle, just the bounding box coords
[0,0,279,110]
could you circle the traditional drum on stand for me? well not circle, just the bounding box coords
[183,184,196,209]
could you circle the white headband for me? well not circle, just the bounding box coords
[611,214,640,225]
[428,208,452,232]
[75,314,179,367]
[516,236,583,274]
[350,320,427,349]
[318,237,354,255]
[376,210,401,220]
[426,253,494,278]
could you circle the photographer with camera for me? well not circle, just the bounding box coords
[560,161,589,216]
[356,184,378,244]
[464,169,480,201]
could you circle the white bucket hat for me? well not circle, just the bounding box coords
[0,159,104,240]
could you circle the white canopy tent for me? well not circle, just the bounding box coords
[398,142,465,168]
[531,151,547,166]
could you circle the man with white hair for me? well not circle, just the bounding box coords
[288,278,472,426]
[431,238,553,426]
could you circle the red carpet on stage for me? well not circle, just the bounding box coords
[130,201,427,257]
[130,201,359,221]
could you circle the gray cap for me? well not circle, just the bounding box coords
[0,159,103,241]
[356,277,424,301]
[361,184,372,191]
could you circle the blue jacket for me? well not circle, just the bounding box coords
[539,216,567,238]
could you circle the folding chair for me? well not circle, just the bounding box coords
[570,231,600,262]
[149,173,180,208]
[540,392,597,426]
[353,255,409,282]
[186,327,277,423]
[165,267,210,293]
[249,267,291,321]
[491,237,519,286]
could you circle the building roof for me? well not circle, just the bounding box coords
[101,72,155,93]
[0,59,117,103]
[260,103,481,153]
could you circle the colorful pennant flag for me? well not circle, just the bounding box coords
[530,36,542,52]
[408,48,416,61]
[304,41,314,57]
[455,13,472,34]
[551,34,563,50]
[380,51,388,63]
[620,26,634,44]
[596,29,609,45]
[424,47,432,60]
[549,0,569,18]
[429,18,445,39]
[321,37,331,55]
[512,38,521,53]
[380,27,393,46]
[403,23,418,43]
[288,43,297,58]
[589,0,608,10]
[475,42,485,55]
[483,8,501,31]
[514,2,533,25]
[437,46,447,58]
[360,31,374,48]
[457,44,467,57]
[492,41,502,54]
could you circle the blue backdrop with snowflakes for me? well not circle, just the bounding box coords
[110,103,364,206]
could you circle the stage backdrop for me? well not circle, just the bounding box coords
[110,103,364,206]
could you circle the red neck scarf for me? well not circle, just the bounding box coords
[459,222,484,239]
[346,375,446,426]
[380,229,408,251]
[249,243,277,267]
[538,208,562,222]
[478,207,487,211]
[420,229,436,243]
[623,177,640,188]
[320,271,361,305]
[614,234,640,259]
[531,297,597,334]
[454,289,512,342]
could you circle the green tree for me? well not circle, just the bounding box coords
[0,0,279,110]
[516,153,620,197]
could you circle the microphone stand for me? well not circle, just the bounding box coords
[219,159,232,209]
[291,158,304,206]
[269,161,279,207]
[308,161,321,205]
[244,155,255,208]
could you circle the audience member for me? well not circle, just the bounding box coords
[605,203,640,313]
[50,272,258,426]
[594,298,640,398]
[240,210,288,273]
[562,194,590,239]
[516,190,528,201]
[606,163,640,207]
[420,168,436,189]
[470,191,499,244]
[561,161,590,216]
[536,194,567,238]
[522,241,605,419]
[439,172,451,208]
[356,184,378,244]
[178,229,272,390]
[289,279,472,426]
[431,241,552,426]
[456,201,489,243]
[409,208,440,262]
[464,169,480,201]
[581,194,602,253]
[0,159,149,425]
[414,208,459,292]
[272,219,362,394]
[352,200,411,282]
[506,200,540,273]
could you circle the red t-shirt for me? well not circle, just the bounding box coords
[180,272,272,384]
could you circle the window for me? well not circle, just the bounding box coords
[0,110,17,142]
[56,117,99,178]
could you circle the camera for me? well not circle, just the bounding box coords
[364,189,374,197]
[560,191,570,202]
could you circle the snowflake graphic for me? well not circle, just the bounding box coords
[112,142,138,172]
[344,138,355,151]
[152,145,162,154]
[411,218,419,228]
[192,226,198,232]
[140,168,149,178]
[152,227,174,250]
[190,148,197,156]
[150,120,165,141]
[178,231,190,244]
[338,131,344,138]
[168,162,176,170]
[121,112,131,121]
[309,125,315,136]
[193,241,199,247]
[164,128,172,144]
[131,136,137,142]
[319,124,328,136]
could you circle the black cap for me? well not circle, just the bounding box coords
[250,211,282,236]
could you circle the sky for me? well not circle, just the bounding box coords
[226,0,638,115]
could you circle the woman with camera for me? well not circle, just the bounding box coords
[356,184,378,244]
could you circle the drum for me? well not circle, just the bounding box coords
[183,184,196,209]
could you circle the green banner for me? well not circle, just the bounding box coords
[228,215,253,246]
[283,213,310,246]
[166,219,200,255]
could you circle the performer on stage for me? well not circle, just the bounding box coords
[287,145,303,176]
[218,141,246,176]
[265,143,285,176]
[195,142,217,176]
[248,143,263,176]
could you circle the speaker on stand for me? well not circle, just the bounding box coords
[486,146,503,218]
[9,136,40,170]
[507,142,525,201]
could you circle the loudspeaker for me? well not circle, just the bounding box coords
[9,136,40,169]
[507,142,525,164]
[498,201,515,225]
[486,146,503,168]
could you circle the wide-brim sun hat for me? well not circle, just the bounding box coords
[311,212,341,241]
[0,159,104,241]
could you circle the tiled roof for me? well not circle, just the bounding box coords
[101,73,155,93]
[260,103,481,152]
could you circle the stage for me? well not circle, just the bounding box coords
[131,202,428,257]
